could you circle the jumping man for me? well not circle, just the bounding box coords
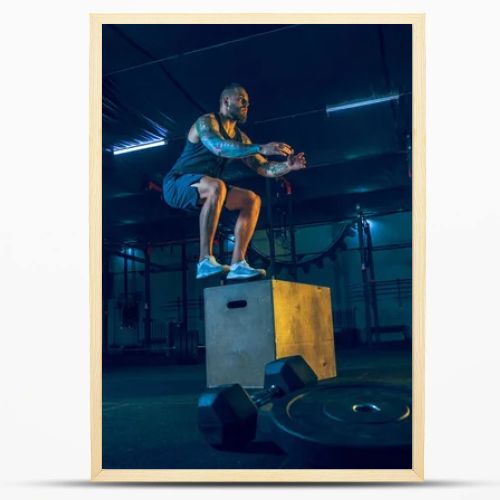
[163,83,307,280]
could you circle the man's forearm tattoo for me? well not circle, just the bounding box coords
[211,139,259,158]
[196,115,260,158]
[266,161,290,177]
[244,156,290,177]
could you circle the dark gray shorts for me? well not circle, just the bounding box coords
[162,174,237,229]
[163,173,204,213]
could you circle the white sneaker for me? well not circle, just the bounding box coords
[196,256,230,280]
[226,260,266,280]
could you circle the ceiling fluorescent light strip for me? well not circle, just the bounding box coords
[326,94,400,114]
[113,140,166,155]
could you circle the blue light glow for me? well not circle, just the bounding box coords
[326,94,399,114]
[113,140,167,155]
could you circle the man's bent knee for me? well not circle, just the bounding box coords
[246,191,261,210]
[208,179,227,199]
[200,177,227,201]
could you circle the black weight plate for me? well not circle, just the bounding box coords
[269,382,412,468]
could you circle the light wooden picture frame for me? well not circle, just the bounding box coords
[90,13,425,482]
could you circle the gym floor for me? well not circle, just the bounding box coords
[102,341,411,470]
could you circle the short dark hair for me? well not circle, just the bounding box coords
[220,83,246,104]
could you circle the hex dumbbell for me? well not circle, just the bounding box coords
[197,355,318,450]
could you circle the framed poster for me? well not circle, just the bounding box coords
[90,13,425,482]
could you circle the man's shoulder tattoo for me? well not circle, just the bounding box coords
[196,114,218,136]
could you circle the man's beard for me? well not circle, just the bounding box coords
[228,105,247,123]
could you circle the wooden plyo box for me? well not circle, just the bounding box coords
[204,279,336,388]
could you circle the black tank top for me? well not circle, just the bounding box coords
[167,113,243,179]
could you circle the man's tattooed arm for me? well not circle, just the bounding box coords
[240,132,292,177]
[195,114,260,158]
[264,161,292,177]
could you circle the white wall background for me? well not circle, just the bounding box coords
[1,0,499,499]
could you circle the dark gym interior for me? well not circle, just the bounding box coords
[102,24,413,469]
